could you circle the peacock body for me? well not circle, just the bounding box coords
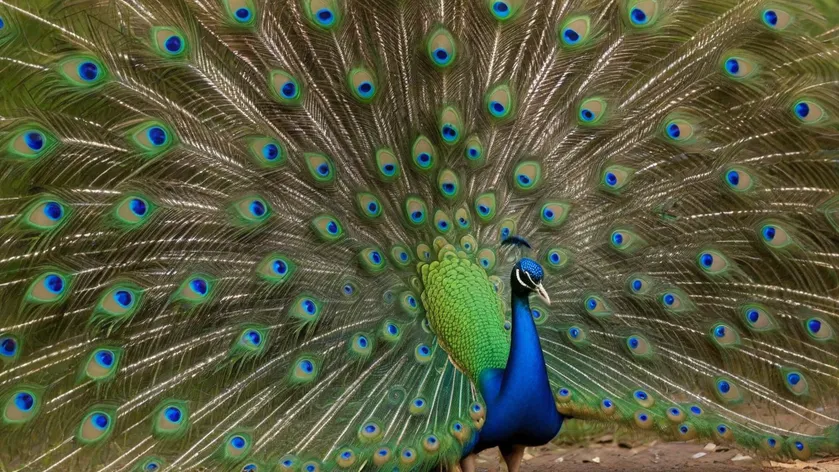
[0,0,839,470]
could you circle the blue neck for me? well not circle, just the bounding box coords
[500,292,551,395]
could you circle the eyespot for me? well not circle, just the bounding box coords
[4,125,58,160]
[476,248,497,271]
[303,152,336,185]
[409,397,429,416]
[77,409,115,444]
[221,432,251,460]
[566,325,588,345]
[310,214,345,242]
[305,0,340,28]
[722,166,755,192]
[715,423,734,441]
[153,400,189,437]
[788,439,812,460]
[463,135,485,165]
[584,294,612,317]
[600,398,616,415]
[627,0,659,27]
[3,388,41,424]
[422,434,440,452]
[560,16,591,47]
[278,456,298,471]
[347,67,376,102]
[781,368,809,396]
[450,210,469,233]
[531,305,548,325]
[513,161,542,191]
[413,343,433,363]
[374,148,401,181]
[290,356,319,383]
[495,218,515,242]
[450,420,470,443]
[666,406,685,423]
[792,99,826,124]
[709,322,740,348]
[57,55,107,87]
[761,8,791,30]
[353,192,383,220]
[714,377,743,404]
[632,409,654,429]
[173,275,212,304]
[129,121,175,157]
[696,249,731,275]
[404,196,428,226]
[427,28,456,67]
[632,389,655,408]
[348,332,374,358]
[238,327,266,352]
[609,228,645,253]
[411,135,436,171]
[416,243,432,263]
[663,118,695,142]
[601,165,634,192]
[113,195,154,227]
[578,97,607,125]
[25,271,71,304]
[151,27,188,57]
[626,335,653,358]
[439,106,463,145]
[722,55,757,79]
[222,0,256,25]
[758,221,792,248]
[432,210,452,234]
[740,303,776,332]
[138,457,165,471]
[544,247,570,271]
[475,193,497,222]
[431,168,461,200]
[762,435,782,453]
[335,447,357,467]
[659,289,692,313]
[627,274,652,295]
[21,197,68,231]
[0,335,21,363]
[358,421,383,441]
[380,320,401,342]
[256,253,295,283]
[288,294,322,322]
[359,247,387,274]
[486,84,513,119]
[389,245,412,269]
[246,136,285,167]
[540,201,571,227]
[96,284,142,319]
[269,70,302,105]
[488,0,522,20]
[804,317,834,341]
[82,346,122,381]
[674,422,698,440]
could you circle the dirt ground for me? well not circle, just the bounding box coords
[473,439,839,471]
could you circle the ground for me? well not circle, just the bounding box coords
[474,438,839,471]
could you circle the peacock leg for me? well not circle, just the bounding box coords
[500,444,526,472]
[458,453,476,472]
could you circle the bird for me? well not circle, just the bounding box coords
[0,0,838,471]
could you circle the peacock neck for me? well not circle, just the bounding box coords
[500,292,551,395]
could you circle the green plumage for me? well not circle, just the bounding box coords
[0,0,838,470]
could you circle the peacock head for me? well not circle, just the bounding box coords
[510,258,550,305]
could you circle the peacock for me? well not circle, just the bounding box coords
[1,0,839,470]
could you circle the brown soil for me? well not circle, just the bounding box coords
[473,440,839,471]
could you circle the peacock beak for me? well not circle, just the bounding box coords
[535,282,551,305]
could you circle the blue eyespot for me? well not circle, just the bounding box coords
[407,296,417,308]
[326,221,338,234]
[700,252,713,268]
[433,48,449,64]
[231,435,246,448]
[453,422,463,432]
[746,309,759,323]
[273,259,287,275]
[0,337,17,357]
[147,126,167,146]
[679,425,689,434]
[305,465,315,472]
[129,198,147,217]
[549,252,560,263]
[316,163,329,176]
[383,163,395,175]
[249,200,266,217]
[579,108,595,122]
[663,293,675,306]
[717,380,731,394]
[717,424,728,434]
[438,220,448,229]
[315,8,335,27]
[441,125,458,142]
[387,323,398,335]
[78,62,100,82]
[795,441,804,451]
[630,7,648,25]
[795,102,810,119]
[300,360,314,373]
[602,399,613,408]
[263,143,279,160]
[666,123,680,139]
[357,336,368,348]
[467,147,480,159]
[631,279,642,291]
[419,345,430,355]
[489,101,505,116]
[92,413,109,430]
[24,132,45,151]
[605,172,618,186]
[493,1,510,17]
[234,8,252,23]
[611,232,624,246]
[714,325,726,338]
[14,392,34,411]
[189,278,208,296]
[414,399,424,407]
[808,318,822,334]
[44,274,64,294]
[282,460,293,467]
[634,390,648,401]
[364,424,376,433]
[559,388,570,396]
[342,284,353,295]
[690,405,702,415]
[478,205,490,216]
[357,81,374,98]
[417,153,430,165]
[44,201,64,221]
[369,251,382,264]
[569,327,580,338]
[787,372,801,385]
[164,406,182,423]
[95,350,114,367]
[638,413,649,421]
[628,336,640,349]
[563,28,580,44]
[767,437,777,447]
[245,330,261,346]
[341,451,352,459]
[281,82,297,99]
[165,35,183,53]
[302,299,316,315]
[114,290,133,308]
[411,211,423,222]
[532,309,542,319]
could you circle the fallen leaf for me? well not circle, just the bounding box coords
[703,443,717,451]
[692,452,708,459]
[731,454,752,462]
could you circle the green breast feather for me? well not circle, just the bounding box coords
[420,243,509,381]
